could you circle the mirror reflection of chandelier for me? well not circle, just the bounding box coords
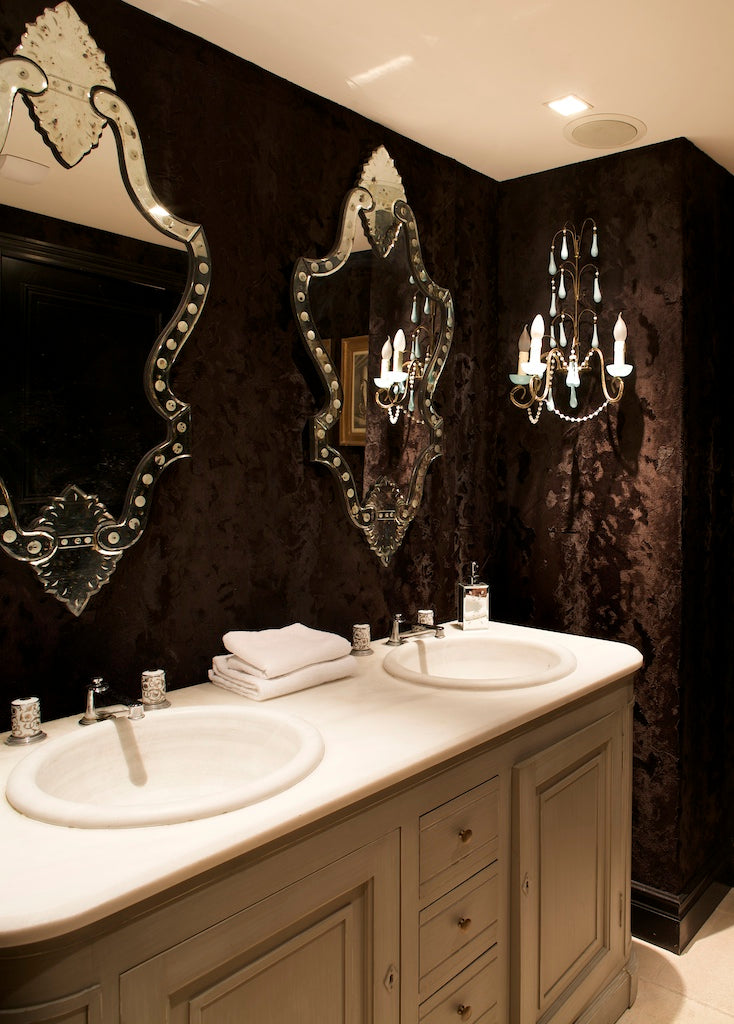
[374,290,435,424]
[509,218,633,424]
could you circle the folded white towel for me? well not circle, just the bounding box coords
[208,653,355,701]
[222,623,351,679]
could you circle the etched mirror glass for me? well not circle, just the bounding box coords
[0,3,211,614]
[292,147,454,563]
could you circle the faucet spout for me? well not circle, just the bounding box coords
[79,678,144,726]
[386,613,445,646]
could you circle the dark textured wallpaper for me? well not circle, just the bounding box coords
[678,144,734,890]
[0,0,498,725]
[496,142,733,894]
[0,0,731,907]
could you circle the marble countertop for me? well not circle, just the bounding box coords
[0,621,642,948]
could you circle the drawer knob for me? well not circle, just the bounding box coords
[458,827,473,843]
[458,916,472,931]
[457,1004,473,1020]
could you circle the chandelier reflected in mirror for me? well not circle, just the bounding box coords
[509,218,632,424]
[374,290,438,423]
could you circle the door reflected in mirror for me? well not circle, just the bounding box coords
[292,146,454,564]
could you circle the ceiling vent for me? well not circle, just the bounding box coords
[564,113,647,150]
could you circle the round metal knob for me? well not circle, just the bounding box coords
[458,827,473,843]
[458,916,472,931]
[457,1004,472,1020]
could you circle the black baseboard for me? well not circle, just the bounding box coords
[632,848,731,954]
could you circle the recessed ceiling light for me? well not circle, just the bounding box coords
[546,94,591,117]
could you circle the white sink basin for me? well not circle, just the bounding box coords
[6,705,324,828]
[383,632,577,690]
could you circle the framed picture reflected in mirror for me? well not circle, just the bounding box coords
[339,335,369,446]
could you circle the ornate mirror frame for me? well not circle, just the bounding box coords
[0,3,210,615]
[292,146,454,564]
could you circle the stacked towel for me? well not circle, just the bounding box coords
[208,624,354,701]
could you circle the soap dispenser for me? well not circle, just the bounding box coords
[457,561,490,630]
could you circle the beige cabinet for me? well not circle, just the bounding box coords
[417,777,502,1022]
[0,681,635,1024]
[120,830,400,1024]
[512,708,632,1024]
[0,987,102,1023]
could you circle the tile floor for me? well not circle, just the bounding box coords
[619,888,734,1022]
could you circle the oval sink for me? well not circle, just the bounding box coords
[383,633,577,690]
[6,705,324,828]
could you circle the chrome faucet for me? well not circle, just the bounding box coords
[79,677,145,726]
[386,613,445,646]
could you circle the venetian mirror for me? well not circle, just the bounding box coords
[292,147,454,563]
[0,3,210,614]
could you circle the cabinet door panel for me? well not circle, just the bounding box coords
[0,987,102,1023]
[513,712,625,1024]
[121,832,400,1024]
[188,905,355,1023]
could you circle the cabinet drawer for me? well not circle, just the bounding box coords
[419,948,498,1024]
[420,777,499,901]
[419,864,498,999]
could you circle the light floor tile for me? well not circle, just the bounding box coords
[620,891,734,1022]
[619,977,734,1023]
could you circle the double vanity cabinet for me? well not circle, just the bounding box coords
[0,623,641,1024]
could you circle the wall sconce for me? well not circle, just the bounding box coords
[509,219,632,423]
[374,290,436,424]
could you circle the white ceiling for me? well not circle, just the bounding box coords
[123,0,734,182]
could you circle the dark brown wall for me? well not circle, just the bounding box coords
[679,144,734,889]
[1,0,731,905]
[0,0,498,725]
[496,141,734,895]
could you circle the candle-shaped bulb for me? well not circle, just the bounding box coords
[517,325,531,373]
[530,313,544,342]
[548,246,557,275]
[613,312,627,366]
[560,230,569,261]
[613,312,628,343]
[380,338,392,379]
[525,314,546,376]
[591,226,599,258]
[392,329,406,373]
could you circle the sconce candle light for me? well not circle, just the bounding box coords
[509,219,632,423]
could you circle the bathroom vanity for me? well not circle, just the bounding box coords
[0,622,641,1023]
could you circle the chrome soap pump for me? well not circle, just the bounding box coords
[457,561,490,630]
